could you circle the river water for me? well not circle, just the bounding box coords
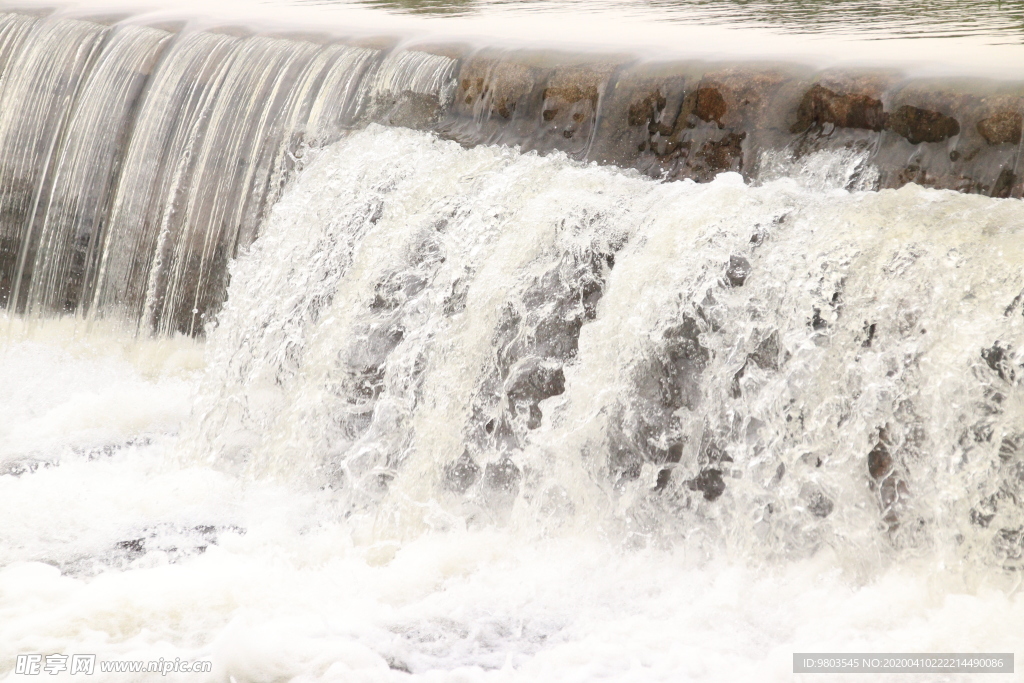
[2,0,1024,679]
[3,125,1024,681]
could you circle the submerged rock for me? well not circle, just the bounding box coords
[657,315,711,412]
[791,84,886,133]
[680,87,728,128]
[982,342,1016,383]
[992,168,1017,199]
[628,90,669,129]
[484,457,522,494]
[867,440,893,480]
[725,255,751,287]
[457,60,534,119]
[800,483,835,518]
[686,467,726,501]
[977,111,1023,146]
[444,451,481,493]
[695,131,746,177]
[504,357,566,429]
[885,105,960,144]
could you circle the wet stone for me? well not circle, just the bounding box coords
[504,358,565,429]
[791,84,886,134]
[371,91,448,130]
[484,457,522,494]
[733,332,781,396]
[609,434,644,484]
[352,365,386,401]
[808,494,835,519]
[657,315,710,412]
[628,90,668,129]
[473,247,616,455]
[810,308,827,331]
[505,357,565,401]
[444,451,481,493]
[686,467,726,501]
[543,83,599,112]
[115,537,146,559]
[457,61,534,120]
[386,658,412,674]
[982,342,1016,382]
[993,528,1024,564]
[991,168,1017,199]
[977,111,1023,146]
[695,131,745,176]
[862,322,877,348]
[680,87,727,128]
[540,76,602,141]
[867,441,893,480]
[443,278,469,315]
[0,458,58,477]
[885,105,960,144]
[102,524,242,571]
[970,497,997,528]
[801,483,835,518]
[749,331,781,371]
[725,255,751,287]
[370,272,427,311]
[999,434,1023,461]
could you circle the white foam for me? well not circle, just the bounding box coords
[2,129,1024,681]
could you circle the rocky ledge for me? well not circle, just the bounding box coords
[394,47,1024,197]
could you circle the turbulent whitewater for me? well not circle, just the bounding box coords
[2,3,1024,679]
[2,125,1024,681]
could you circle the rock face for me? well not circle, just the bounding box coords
[431,48,1024,199]
[682,87,728,127]
[885,105,960,144]
[791,84,886,133]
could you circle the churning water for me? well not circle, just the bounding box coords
[2,1,1024,681]
[3,125,1024,681]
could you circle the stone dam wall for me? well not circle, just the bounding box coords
[410,48,1024,197]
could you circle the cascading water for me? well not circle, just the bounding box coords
[0,11,459,335]
[2,4,1024,682]
[183,125,1024,570]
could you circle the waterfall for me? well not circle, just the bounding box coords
[0,12,459,334]
[2,4,1024,679]
[170,124,1024,572]
[0,9,1020,339]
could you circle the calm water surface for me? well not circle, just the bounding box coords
[341,0,1024,42]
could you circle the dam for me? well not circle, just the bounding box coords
[1,2,1023,681]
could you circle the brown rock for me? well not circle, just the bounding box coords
[696,131,745,175]
[457,60,534,119]
[885,105,960,144]
[790,84,886,133]
[977,111,1023,145]
[542,82,599,121]
[628,90,667,127]
[680,87,727,128]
